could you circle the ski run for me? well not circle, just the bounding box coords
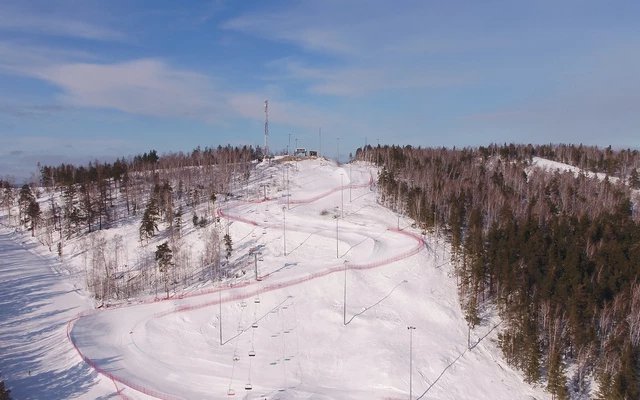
[0,157,550,399]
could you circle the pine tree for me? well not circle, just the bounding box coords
[1,186,14,222]
[155,241,173,298]
[18,184,34,226]
[547,347,568,399]
[139,197,159,241]
[172,206,183,238]
[630,168,640,190]
[63,185,81,238]
[224,233,232,261]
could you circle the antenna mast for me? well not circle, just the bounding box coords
[264,100,270,157]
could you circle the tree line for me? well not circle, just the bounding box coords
[1,145,255,302]
[357,143,640,399]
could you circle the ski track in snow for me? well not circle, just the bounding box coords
[2,158,551,400]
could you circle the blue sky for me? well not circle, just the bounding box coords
[1,0,639,181]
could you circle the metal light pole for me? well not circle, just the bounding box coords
[335,213,339,258]
[288,133,292,155]
[219,286,223,345]
[283,206,287,256]
[341,174,344,218]
[254,251,259,281]
[337,137,340,164]
[349,163,352,202]
[343,260,348,325]
[407,326,416,399]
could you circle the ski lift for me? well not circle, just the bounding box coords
[254,297,260,304]
[248,350,256,357]
[227,388,236,396]
[244,383,253,390]
[252,322,258,328]
[258,257,264,262]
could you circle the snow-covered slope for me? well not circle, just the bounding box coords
[0,229,114,399]
[529,156,620,184]
[1,158,549,399]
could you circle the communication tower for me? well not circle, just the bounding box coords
[264,100,270,157]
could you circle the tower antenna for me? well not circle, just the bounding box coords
[264,100,270,158]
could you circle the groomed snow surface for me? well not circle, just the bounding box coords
[1,158,550,399]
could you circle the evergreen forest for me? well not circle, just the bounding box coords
[356,143,640,399]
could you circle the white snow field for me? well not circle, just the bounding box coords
[2,158,550,399]
[0,228,115,399]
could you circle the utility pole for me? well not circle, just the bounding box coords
[341,174,344,218]
[408,326,416,399]
[349,163,352,202]
[288,133,292,155]
[343,260,348,325]
[264,100,270,158]
[219,287,223,345]
[254,252,259,281]
[260,183,268,200]
[283,206,287,256]
[336,137,340,164]
[319,127,322,158]
[335,213,339,258]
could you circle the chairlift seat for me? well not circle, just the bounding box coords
[244,384,252,390]
[227,388,235,396]
[248,350,256,357]
[252,323,258,328]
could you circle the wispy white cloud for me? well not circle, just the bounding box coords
[0,41,341,130]
[0,41,96,75]
[0,4,124,41]
[275,59,472,97]
[32,59,223,120]
[463,42,640,145]
[223,2,482,97]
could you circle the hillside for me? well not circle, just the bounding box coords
[1,156,549,399]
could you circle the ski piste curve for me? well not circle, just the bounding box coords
[67,165,427,400]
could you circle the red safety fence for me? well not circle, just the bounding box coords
[67,313,183,400]
[67,172,416,400]
[154,227,424,318]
